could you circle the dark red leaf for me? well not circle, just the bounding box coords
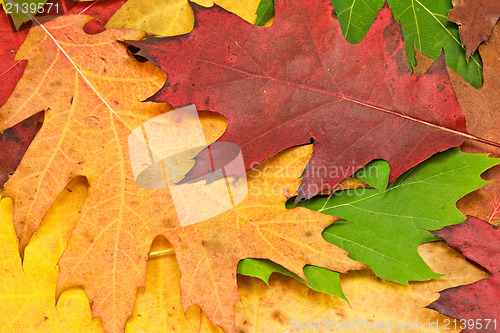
[0,13,35,188]
[66,0,127,35]
[0,113,39,188]
[0,12,28,106]
[128,0,470,201]
[429,216,500,333]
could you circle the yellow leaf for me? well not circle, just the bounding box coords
[125,229,487,332]
[126,236,221,333]
[0,177,103,332]
[191,0,262,24]
[106,0,195,37]
[235,242,487,333]
[106,0,263,37]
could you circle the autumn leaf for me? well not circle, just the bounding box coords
[0,1,131,190]
[453,22,500,223]
[105,0,261,37]
[292,148,499,284]
[128,233,489,333]
[3,3,499,333]
[237,258,347,301]
[0,14,366,332]
[0,0,129,105]
[236,241,488,333]
[105,0,195,37]
[128,0,475,202]
[429,216,500,333]
[1,175,219,333]
[0,15,176,333]
[0,113,39,188]
[253,0,483,87]
[126,236,221,333]
[448,0,500,60]
[161,145,365,332]
[0,178,103,332]
[254,0,273,26]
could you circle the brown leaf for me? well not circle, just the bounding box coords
[448,0,500,59]
[454,22,500,224]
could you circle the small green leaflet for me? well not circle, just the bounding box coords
[385,0,483,88]
[237,259,348,302]
[331,0,384,44]
[254,0,274,26]
[254,0,483,87]
[288,148,499,284]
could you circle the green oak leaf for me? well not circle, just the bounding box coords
[254,0,274,26]
[352,159,390,190]
[237,258,348,302]
[254,0,483,87]
[386,0,483,88]
[331,0,384,44]
[288,148,499,284]
[1,0,47,30]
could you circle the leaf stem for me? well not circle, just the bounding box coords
[148,248,174,257]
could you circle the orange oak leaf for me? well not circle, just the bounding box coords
[0,15,363,333]
[448,0,500,59]
[163,145,365,332]
[0,15,173,333]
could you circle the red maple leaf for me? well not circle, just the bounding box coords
[127,0,479,201]
[429,216,500,333]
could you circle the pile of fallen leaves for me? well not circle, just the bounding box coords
[0,0,499,332]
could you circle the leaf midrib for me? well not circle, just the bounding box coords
[170,53,475,148]
[319,163,472,214]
